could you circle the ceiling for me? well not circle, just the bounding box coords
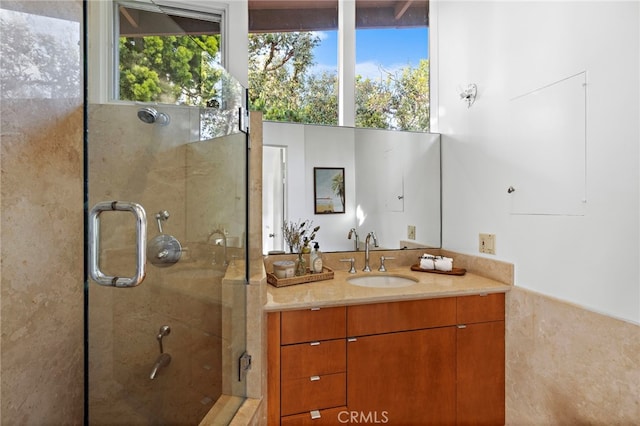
[249,0,429,32]
[117,1,428,37]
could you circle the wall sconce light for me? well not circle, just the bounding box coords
[460,84,477,108]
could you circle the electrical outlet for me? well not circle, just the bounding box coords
[407,225,416,240]
[479,233,496,254]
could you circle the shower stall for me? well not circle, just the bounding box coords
[84,3,249,423]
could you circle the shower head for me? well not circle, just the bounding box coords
[137,107,170,125]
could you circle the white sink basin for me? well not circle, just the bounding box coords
[348,274,418,288]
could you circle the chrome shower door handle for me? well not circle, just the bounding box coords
[88,201,147,287]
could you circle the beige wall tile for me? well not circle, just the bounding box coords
[1,0,85,420]
[506,287,640,424]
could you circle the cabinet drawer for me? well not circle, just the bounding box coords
[281,372,346,416]
[457,293,505,324]
[347,298,456,336]
[281,406,347,426]
[281,339,346,380]
[281,306,346,344]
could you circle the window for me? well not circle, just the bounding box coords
[115,1,223,107]
[248,1,339,125]
[248,0,429,131]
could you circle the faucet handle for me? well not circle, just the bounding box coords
[378,256,395,272]
[340,258,357,274]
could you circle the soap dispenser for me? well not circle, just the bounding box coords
[311,242,323,273]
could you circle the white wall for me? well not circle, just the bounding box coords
[433,1,640,323]
[355,130,441,249]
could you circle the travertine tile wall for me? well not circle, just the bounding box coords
[506,287,640,424]
[243,112,268,422]
[0,1,84,423]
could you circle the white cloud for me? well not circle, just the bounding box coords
[310,63,337,77]
[311,31,330,41]
[355,61,405,81]
[309,61,411,80]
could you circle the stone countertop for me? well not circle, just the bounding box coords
[264,266,511,312]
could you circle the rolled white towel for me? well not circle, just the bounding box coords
[434,256,453,272]
[419,254,436,270]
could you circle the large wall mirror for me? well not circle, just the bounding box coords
[262,122,441,254]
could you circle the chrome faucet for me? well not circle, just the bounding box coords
[363,231,378,272]
[348,228,360,251]
[150,353,171,380]
[208,228,228,266]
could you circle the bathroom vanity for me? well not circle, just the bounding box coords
[264,257,509,425]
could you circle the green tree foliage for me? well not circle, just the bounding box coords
[354,59,430,131]
[390,59,430,131]
[300,71,339,126]
[119,34,221,105]
[355,75,392,129]
[249,32,322,123]
[249,31,429,132]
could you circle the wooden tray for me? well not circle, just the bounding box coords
[410,264,466,276]
[267,266,335,287]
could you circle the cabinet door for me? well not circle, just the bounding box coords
[457,321,505,425]
[347,327,456,425]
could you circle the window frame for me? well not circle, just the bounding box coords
[247,0,430,131]
[87,0,232,104]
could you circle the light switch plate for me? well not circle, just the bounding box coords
[479,233,496,254]
[407,225,416,240]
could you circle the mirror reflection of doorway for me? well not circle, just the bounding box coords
[263,146,286,254]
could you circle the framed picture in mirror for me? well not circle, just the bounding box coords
[313,167,345,214]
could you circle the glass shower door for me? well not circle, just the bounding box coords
[85,78,249,424]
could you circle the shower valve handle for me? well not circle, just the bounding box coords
[155,210,170,233]
[157,325,171,354]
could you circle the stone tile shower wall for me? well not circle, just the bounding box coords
[0,0,84,423]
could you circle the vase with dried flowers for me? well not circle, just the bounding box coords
[282,219,320,276]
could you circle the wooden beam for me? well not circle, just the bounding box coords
[394,0,414,20]
[119,6,139,29]
[249,9,338,32]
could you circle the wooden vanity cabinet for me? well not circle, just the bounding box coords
[268,294,505,425]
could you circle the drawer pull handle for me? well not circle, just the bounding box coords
[310,410,321,420]
[479,293,488,297]
[310,375,320,381]
[310,341,320,346]
[457,324,467,329]
[348,337,357,342]
[310,307,321,311]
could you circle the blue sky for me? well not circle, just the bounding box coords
[311,28,429,80]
